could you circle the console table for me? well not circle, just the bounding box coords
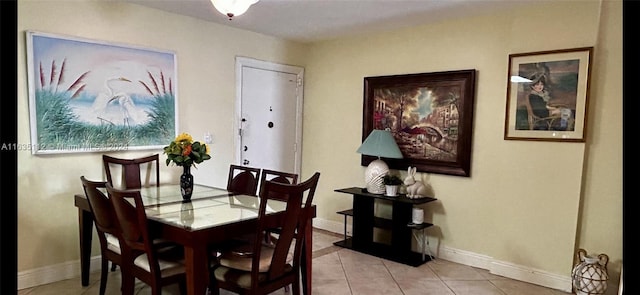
[334,187,437,266]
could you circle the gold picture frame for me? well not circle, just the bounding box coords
[504,47,593,142]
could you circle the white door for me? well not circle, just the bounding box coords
[235,57,303,176]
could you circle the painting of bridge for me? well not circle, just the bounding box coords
[362,70,476,177]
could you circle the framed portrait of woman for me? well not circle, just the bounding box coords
[503,47,593,142]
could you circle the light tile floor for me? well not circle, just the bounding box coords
[18,229,572,295]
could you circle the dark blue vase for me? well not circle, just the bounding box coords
[180,165,194,201]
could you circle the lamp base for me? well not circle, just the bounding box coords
[364,159,389,194]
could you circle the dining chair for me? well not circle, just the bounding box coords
[106,183,187,295]
[259,169,299,245]
[259,169,298,194]
[209,172,321,295]
[80,176,123,295]
[212,165,262,254]
[103,154,160,189]
[226,164,261,196]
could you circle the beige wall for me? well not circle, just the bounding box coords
[302,0,621,289]
[17,0,309,284]
[17,0,622,292]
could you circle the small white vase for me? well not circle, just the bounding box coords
[385,185,399,197]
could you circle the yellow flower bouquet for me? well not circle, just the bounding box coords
[163,133,211,167]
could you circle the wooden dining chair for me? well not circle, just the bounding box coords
[106,183,187,295]
[80,176,123,295]
[226,164,261,196]
[103,154,160,189]
[259,169,299,244]
[259,169,298,195]
[209,172,321,295]
[212,165,263,253]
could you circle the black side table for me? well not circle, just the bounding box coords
[334,187,437,266]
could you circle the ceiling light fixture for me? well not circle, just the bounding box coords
[211,0,259,20]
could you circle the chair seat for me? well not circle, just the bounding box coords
[220,244,293,273]
[212,263,293,290]
[133,245,185,278]
[105,233,121,254]
[105,234,175,256]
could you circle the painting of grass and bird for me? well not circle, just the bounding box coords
[26,31,178,154]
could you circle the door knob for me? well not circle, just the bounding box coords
[244,146,248,151]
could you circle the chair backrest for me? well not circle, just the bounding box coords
[105,183,160,274]
[252,172,320,283]
[103,154,160,189]
[81,176,119,238]
[106,183,186,294]
[226,164,261,195]
[259,169,298,202]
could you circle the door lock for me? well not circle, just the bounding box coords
[243,159,250,165]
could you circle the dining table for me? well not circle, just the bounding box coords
[74,184,316,295]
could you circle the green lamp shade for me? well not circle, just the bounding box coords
[356,130,403,159]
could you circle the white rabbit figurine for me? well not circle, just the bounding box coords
[404,166,427,198]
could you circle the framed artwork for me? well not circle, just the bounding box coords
[504,47,593,142]
[26,31,178,154]
[362,70,476,177]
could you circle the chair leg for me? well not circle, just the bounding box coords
[151,283,162,295]
[178,281,187,295]
[99,258,108,295]
[208,267,220,295]
[291,278,301,295]
[110,261,117,271]
[120,269,135,295]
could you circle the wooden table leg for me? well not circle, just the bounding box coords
[301,220,313,295]
[184,244,208,295]
[78,208,94,286]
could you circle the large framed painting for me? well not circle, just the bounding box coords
[362,70,476,177]
[504,47,593,142]
[26,31,178,154]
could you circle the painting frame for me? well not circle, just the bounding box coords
[26,30,178,154]
[362,70,476,177]
[504,47,593,142]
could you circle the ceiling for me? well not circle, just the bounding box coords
[120,0,533,43]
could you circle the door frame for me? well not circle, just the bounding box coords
[234,56,304,176]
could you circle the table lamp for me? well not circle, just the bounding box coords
[356,129,403,194]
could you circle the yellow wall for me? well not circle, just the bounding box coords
[302,0,621,286]
[17,0,622,291]
[17,0,308,279]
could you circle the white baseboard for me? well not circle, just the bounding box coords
[313,216,351,236]
[489,259,572,292]
[18,256,102,290]
[19,217,617,294]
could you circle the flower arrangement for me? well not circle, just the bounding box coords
[163,133,211,167]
